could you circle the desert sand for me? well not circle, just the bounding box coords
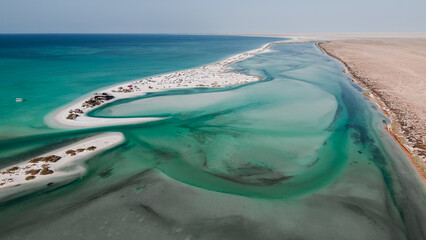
[317,38,426,175]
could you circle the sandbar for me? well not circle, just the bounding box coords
[0,132,125,201]
[49,41,287,129]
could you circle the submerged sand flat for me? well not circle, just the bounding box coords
[317,38,426,172]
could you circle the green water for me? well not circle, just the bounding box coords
[1,40,425,240]
[0,34,281,137]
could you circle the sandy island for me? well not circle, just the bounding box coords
[49,41,287,129]
[0,132,125,201]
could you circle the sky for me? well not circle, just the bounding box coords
[0,0,425,33]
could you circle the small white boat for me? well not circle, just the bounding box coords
[16,98,24,102]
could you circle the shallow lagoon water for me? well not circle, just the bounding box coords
[1,37,426,240]
[0,34,280,137]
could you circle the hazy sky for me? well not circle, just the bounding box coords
[1,0,425,33]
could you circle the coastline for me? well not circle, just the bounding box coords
[10,40,286,199]
[6,39,287,201]
[33,36,425,201]
[48,40,287,129]
[43,37,426,182]
[0,132,125,201]
[316,42,426,180]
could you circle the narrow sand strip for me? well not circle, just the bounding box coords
[0,132,125,201]
[49,40,287,129]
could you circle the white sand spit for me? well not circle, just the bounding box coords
[0,132,125,201]
[49,41,287,129]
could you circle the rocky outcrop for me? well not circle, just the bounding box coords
[65,150,76,156]
[2,166,19,174]
[40,166,54,175]
[66,113,79,120]
[80,93,115,109]
[29,155,61,163]
[25,169,41,175]
[25,176,36,181]
[87,146,97,151]
[69,108,84,114]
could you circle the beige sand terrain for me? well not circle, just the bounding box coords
[317,38,426,175]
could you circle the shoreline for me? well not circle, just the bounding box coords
[316,42,426,180]
[43,37,425,183]
[3,40,288,201]
[0,132,125,201]
[48,40,288,129]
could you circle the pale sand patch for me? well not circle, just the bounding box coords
[317,38,426,175]
[0,132,125,201]
[48,40,288,129]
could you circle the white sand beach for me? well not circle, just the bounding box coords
[49,41,285,129]
[0,132,125,201]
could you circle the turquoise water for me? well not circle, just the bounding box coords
[0,35,425,239]
[0,34,281,137]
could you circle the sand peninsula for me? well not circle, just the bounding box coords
[49,41,287,129]
[0,132,124,201]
